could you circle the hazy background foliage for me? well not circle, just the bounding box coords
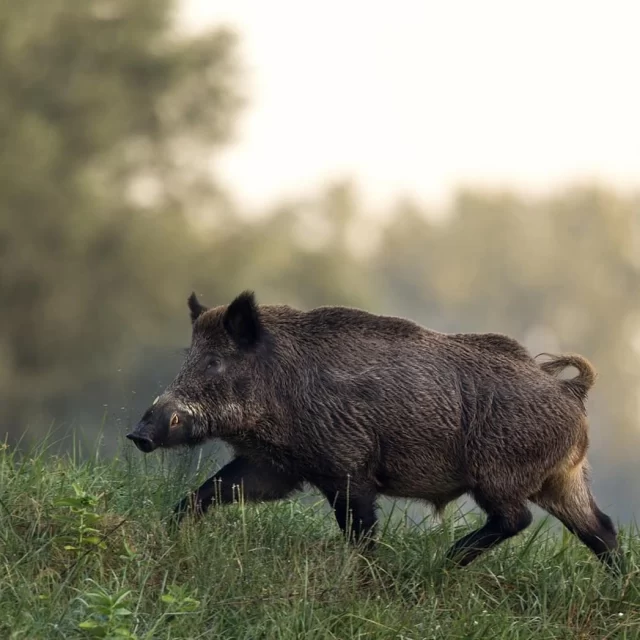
[3,0,640,521]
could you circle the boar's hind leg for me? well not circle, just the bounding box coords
[322,487,378,548]
[531,464,622,574]
[445,496,533,567]
[172,456,303,525]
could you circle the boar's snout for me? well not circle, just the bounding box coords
[126,431,156,453]
[127,395,195,452]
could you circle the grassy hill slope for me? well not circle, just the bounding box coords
[1,439,638,639]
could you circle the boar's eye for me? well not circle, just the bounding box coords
[204,356,222,374]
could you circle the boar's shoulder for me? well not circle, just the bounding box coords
[265,305,425,341]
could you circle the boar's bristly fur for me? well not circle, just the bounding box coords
[127,291,622,574]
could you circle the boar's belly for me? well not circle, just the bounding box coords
[375,437,466,501]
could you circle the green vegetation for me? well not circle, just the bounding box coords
[1,5,639,635]
[1,439,638,639]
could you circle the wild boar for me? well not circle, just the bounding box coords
[127,291,621,571]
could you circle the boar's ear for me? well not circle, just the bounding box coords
[188,292,208,325]
[223,291,261,348]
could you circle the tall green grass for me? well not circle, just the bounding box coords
[1,436,638,639]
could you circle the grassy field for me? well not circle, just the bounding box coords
[1,438,639,640]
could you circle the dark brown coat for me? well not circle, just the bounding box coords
[127,292,620,571]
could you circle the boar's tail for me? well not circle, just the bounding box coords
[536,353,597,402]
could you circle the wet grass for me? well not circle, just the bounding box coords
[1,437,638,639]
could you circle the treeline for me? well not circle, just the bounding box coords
[2,2,640,516]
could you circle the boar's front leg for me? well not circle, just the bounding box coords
[322,486,378,549]
[172,456,303,526]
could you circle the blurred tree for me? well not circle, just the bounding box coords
[0,0,243,435]
[188,181,374,311]
[1,2,639,525]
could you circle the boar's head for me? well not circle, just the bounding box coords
[127,291,266,453]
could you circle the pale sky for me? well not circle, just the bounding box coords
[179,0,639,215]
